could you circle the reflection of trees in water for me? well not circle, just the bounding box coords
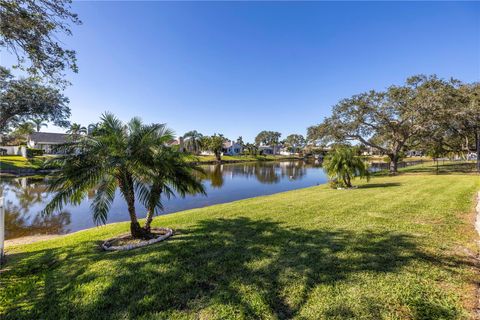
[11,179,48,211]
[201,161,311,185]
[1,177,71,239]
[209,164,224,188]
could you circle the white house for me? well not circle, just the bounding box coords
[222,141,243,156]
[258,145,280,155]
[27,132,70,154]
[279,147,297,156]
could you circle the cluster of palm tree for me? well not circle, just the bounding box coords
[43,113,205,239]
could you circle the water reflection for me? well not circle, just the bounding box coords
[1,177,71,239]
[2,160,327,240]
[201,161,312,187]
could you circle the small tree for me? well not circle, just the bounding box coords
[43,113,205,239]
[323,146,370,188]
[244,143,258,155]
[285,134,306,153]
[202,134,226,161]
[255,130,281,153]
[67,123,87,139]
[31,118,48,132]
[183,130,203,154]
[12,122,35,141]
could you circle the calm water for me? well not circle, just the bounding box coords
[2,160,328,240]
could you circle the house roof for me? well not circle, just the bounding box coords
[223,141,241,148]
[28,132,70,144]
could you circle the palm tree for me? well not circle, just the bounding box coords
[137,148,205,232]
[183,130,203,154]
[322,146,370,188]
[13,122,35,139]
[42,113,205,239]
[66,123,87,138]
[31,118,48,132]
[244,143,258,155]
[202,134,226,161]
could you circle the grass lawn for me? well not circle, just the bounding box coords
[0,156,53,171]
[1,170,479,319]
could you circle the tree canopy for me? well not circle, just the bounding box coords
[284,134,306,153]
[0,67,70,132]
[201,134,226,161]
[255,131,281,147]
[0,0,81,86]
[308,75,461,173]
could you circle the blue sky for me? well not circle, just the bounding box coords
[2,1,479,142]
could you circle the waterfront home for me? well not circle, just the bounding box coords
[168,137,185,152]
[222,140,243,156]
[258,145,279,155]
[27,132,70,154]
[405,150,424,157]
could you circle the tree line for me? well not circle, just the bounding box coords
[307,75,480,173]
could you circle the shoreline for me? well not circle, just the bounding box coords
[0,156,305,177]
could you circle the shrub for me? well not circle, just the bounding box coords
[26,148,44,158]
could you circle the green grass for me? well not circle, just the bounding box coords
[0,156,41,171]
[0,155,59,172]
[1,171,479,319]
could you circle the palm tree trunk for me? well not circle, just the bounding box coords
[343,174,352,188]
[144,209,154,233]
[118,172,150,239]
[144,196,160,232]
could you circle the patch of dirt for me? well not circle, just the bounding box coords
[107,229,170,247]
[5,234,61,247]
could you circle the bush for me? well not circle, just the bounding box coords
[26,148,44,158]
[328,179,346,189]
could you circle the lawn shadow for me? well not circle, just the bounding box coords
[1,217,473,319]
[357,182,401,189]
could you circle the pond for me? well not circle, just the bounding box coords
[2,160,328,240]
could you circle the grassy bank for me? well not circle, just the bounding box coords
[0,156,49,171]
[0,155,301,174]
[1,167,479,319]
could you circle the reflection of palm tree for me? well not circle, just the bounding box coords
[209,164,224,188]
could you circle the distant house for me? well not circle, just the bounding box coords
[27,132,70,154]
[222,141,243,156]
[258,145,279,155]
[405,150,424,157]
[279,147,297,156]
[168,137,184,152]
